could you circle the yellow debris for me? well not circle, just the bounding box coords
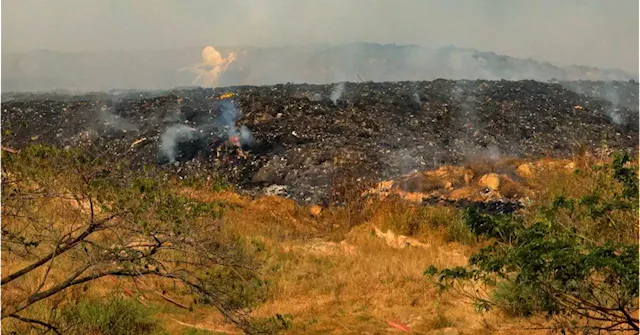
[131,138,148,148]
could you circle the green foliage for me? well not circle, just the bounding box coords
[179,174,230,193]
[426,154,640,332]
[1,145,274,333]
[462,207,521,242]
[545,152,639,242]
[60,297,157,335]
[490,280,541,317]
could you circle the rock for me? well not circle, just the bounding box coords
[478,173,500,191]
[252,160,286,184]
[516,163,534,177]
[309,205,322,216]
[374,227,429,249]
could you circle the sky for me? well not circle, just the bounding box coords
[2,0,638,73]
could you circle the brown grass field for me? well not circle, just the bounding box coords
[2,151,638,334]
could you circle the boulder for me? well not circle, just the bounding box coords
[478,173,501,191]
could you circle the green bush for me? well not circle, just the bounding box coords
[490,280,539,317]
[60,297,157,335]
[1,145,276,334]
[426,153,640,332]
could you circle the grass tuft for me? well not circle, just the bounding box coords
[60,296,157,335]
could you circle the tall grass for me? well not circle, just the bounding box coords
[60,297,157,335]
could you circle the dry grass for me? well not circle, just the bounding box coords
[3,152,633,334]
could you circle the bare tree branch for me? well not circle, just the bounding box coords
[8,314,63,335]
[1,214,117,286]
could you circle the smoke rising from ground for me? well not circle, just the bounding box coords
[157,98,253,163]
[330,82,345,105]
[159,125,198,163]
[98,105,138,132]
[604,90,622,126]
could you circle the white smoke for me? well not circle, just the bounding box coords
[157,99,254,163]
[159,125,198,163]
[98,105,138,131]
[217,99,241,137]
[605,89,623,125]
[218,100,255,146]
[239,125,254,146]
[330,82,345,105]
[183,46,237,87]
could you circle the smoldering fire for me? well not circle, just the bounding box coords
[157,98,254,164]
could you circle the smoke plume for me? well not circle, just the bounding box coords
[157,98,254,163]
[159,125,199,163]
[604,90,622,125]
[184,46,237,88]
[98,105,138,132]
[330,82,345,105]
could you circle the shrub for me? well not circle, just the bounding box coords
[1,145,280,334]
[425,153,640,332]
[60,297,156,335]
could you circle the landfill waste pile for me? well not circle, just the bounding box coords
[2,79,638,205]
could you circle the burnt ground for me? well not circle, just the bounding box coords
[2,79,638,205]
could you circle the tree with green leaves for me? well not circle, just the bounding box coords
[1,145,286,334]
[426,153,639,333]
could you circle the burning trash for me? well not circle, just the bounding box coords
[2,79,637,205]
[156,97,254,164]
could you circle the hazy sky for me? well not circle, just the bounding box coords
[3,0,638,72]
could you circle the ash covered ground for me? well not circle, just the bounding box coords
[2,79,638,205]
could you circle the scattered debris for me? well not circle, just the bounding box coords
[264,184,288,197]
[386,319,411,333]
[1,80,637,205]
[130,137,148,148]
[1,146,20,154]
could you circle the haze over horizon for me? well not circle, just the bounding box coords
[3,0,638,73]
